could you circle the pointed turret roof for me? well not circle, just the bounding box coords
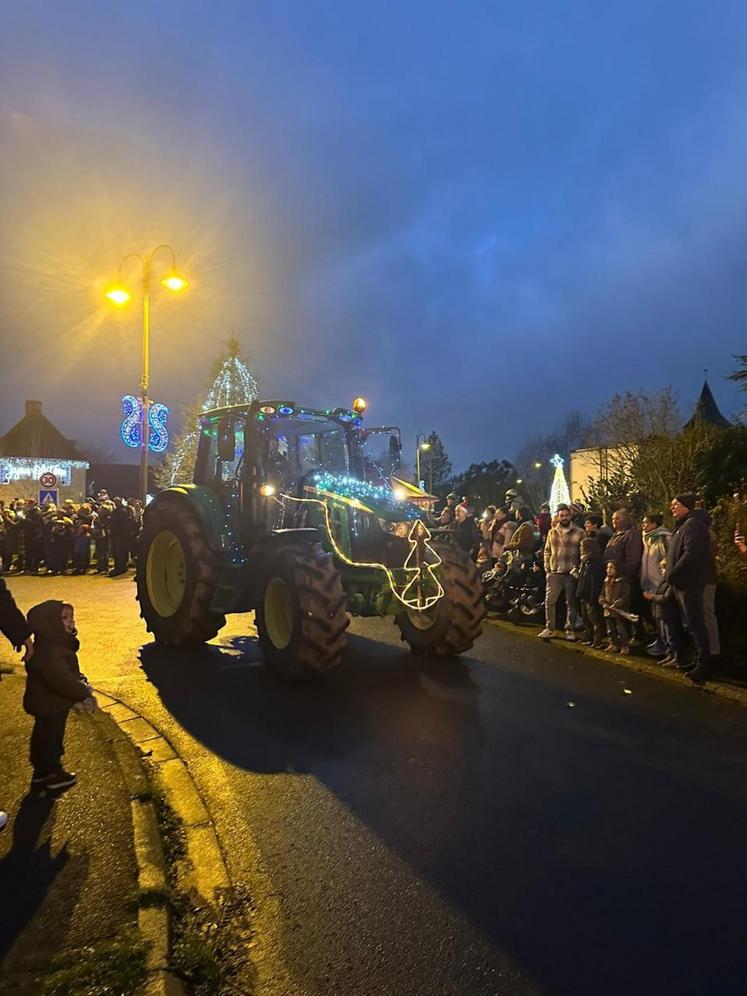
[0,401,87,461]
[684,379,731,429]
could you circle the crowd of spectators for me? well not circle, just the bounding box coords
[0,491,142,578]
[436,487,742,686]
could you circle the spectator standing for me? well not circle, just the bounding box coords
[577,537,605,646]
[538,504,585,641]
[21,499,43,574]
[534,503,552,543]
[0,578,33,829]
[666,493,717,684]
[506,506,537,553]
[584,513,613,554]
[736,527,747,557]
[454,495,476,555]
[640,512,671,657]
[108,498,131,576]
[439,493,458,527]
[23,600,96,789]
[600,561,632,653]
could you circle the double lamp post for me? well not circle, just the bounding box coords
[106,245,188,502]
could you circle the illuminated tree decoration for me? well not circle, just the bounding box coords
[399,519,444,609]
[549,452,571,515]
[157,336,259,489]
[120,396,170,453]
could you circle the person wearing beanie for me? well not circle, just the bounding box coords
[666,494,717,684]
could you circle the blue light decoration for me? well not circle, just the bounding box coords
[121,395,141,449]
[310,471,421,519]
[120,395,170,452]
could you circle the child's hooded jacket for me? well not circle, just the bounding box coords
[23,600,89,716]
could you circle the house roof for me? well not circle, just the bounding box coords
[684,380,731,429]
[0,401,87,461]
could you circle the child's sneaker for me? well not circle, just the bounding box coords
[44,770,77,790]
[0,811,8,831]
[537,628,554,639]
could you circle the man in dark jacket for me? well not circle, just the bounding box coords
[0,578,33,828]
[24,600,92,788]
[666,493,716,684]
[108,498,132,576]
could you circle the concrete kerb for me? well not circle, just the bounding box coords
[94,691,231,996]
[486,616,747,707]
[93,703,185,996]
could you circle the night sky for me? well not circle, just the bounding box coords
[1,2,745,469]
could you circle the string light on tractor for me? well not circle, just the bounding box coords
[276,486,444,611]
[310,472,420,520]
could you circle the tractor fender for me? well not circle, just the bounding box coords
[147,485,228,556]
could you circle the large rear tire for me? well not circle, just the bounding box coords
[256,541,349,679]
[395,541,485,656]
[136,498,225,646]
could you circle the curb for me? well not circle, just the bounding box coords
[95,692,232,904]
[486,616,747,707]
[93,705,186,996]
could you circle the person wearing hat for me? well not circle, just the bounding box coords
[439,493,459,527]
[666,493,717,684]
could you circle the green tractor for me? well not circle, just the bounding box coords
[136,400,484,677]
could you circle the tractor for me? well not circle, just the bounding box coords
[136,399,484,677]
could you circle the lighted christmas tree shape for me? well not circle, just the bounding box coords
[399,519,444,610]
[156,336,260,489]
[549,452,570,515]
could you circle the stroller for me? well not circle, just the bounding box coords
[482,549,545,622]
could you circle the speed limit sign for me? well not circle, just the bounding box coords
[40,472,57,489]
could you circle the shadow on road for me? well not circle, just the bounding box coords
[0,790,88,970]
[139,631,747,995]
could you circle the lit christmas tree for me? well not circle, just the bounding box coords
[549,453,571,515]
[155,337,259,488]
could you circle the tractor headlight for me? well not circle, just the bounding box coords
[379,518,411,538]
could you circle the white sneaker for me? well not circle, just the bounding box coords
[565,631,577,642]
[538,628,554,639]
[0,811,8,831]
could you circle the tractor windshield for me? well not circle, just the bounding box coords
[264,418,351,491]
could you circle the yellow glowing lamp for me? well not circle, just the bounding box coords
[259,483,276,497]
[105,285,131,306]
[419,442,431,451]
[161,271,189,292]
[352,396,367,415]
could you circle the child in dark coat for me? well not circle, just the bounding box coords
[576,537,605,647]
[23,600,97,789]
[599,561,632,654]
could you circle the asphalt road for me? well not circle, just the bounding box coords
[3,574,747,996]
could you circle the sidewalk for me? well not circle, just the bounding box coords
[486,615,747,707]
[0,671,145,995]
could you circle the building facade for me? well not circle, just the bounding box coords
[0,401,88,504]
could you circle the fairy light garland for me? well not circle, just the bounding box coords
[277,490,444,611]
[310,472,421,521]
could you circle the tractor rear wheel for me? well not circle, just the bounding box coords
[395,541,485,656]
[256,542,349,679]
[136,498,225,646]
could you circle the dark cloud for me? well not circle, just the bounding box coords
[0,1,744,470]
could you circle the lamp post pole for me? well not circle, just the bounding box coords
[108,244,187,503]
[140,254,152,505]
[415,433,430,490]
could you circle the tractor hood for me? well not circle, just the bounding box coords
[307,472,422,523]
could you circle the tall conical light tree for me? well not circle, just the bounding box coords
[548,453,571,515]
[155,337,259,489]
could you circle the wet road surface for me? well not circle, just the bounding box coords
[3,574,747,995]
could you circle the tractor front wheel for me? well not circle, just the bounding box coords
[256,542,349,679]
[136,499,225,646]
[395,541,485,656]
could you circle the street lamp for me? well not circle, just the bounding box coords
[415,433,431,491]
[106,244,189,502]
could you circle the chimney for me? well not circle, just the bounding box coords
[25,400,43,418]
